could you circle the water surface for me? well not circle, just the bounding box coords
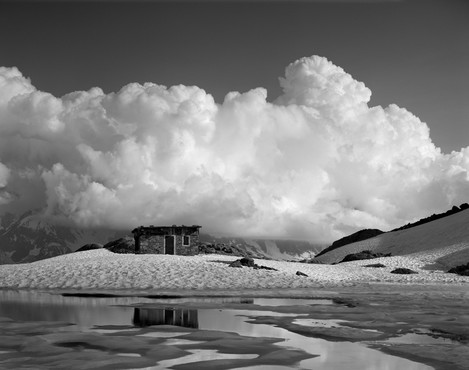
[0,290,433,370]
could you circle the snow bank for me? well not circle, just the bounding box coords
[0,248,467,291]
[315,208,469,264]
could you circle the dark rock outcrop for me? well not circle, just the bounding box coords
[392,203,469,232]
[390,268,418,274]
[256,265,278,271]
[199,242,258,258]
[364,263,386,268]
[315,229,384,258]
[306,259,327,264]
[447,263,469,276]
[229,260,243,268]
[239,257,255,267]
[75,243,103,252]
[339,250,391,263]
[104,237,135,254]
[228,257,277,271]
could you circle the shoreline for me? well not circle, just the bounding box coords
[1,283,468,370]
[1,280,468,297]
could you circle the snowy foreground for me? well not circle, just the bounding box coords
[0,247,468,291]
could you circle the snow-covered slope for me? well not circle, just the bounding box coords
[314,208,469,265]
[1,249,468,291]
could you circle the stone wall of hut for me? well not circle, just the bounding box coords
[139,235,165,254]
[138,232,199,255]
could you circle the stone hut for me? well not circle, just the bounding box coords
[133,307,199,329]
[131,225,201,255]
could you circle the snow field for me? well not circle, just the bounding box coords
[0,248,467,291]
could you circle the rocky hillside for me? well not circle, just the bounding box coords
[391,203,469,232]
[313,207,469,265]
[100,234,324,261]
[199,234,325,261]
[0,211,324,264]
[314,229,384,259]
[0,211,121,264]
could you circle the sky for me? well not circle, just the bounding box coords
[0,0,468,242]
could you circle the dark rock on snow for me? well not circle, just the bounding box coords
[75,243,103,252]
[390,268,418,274]
[315,229,384,258]
[104,237,135,254]
[256,265,278,271]
[306,259,327,264]
[364,263,386,268]
[228,260,243,268]
[228,257,278,271]
[240,257,255,267]
[340,250,391,263]
[447,263,469,276]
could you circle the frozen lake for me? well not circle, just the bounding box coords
[0,290,433,369]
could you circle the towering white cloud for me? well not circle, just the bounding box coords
[0,56,468,241]
[0,162,11,205]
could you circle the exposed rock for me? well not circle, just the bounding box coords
[240,257,255,267]
[0,210,123,264]
[447,263,469,276]
[315,229,384,258]
[306,259,327,264]
[339,250,391,263]
[296,271,308,277]
[198,242,258,258]
[364,263,386,268]
[254,265,278,271]
[392,203,469,232]
[76,243,103,252]
[228,257,277,271]
[104,237,135,254]
[229,260,243,268]
[199,233,325,261]
[390,268,418,274]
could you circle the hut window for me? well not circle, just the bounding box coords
[183,235,190,246]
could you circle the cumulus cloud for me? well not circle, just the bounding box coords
[0,56,468,241]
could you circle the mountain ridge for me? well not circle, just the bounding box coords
[313,206,469,265]
[0,211,123,264]
[0,211,326,264]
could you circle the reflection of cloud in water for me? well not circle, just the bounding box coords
[163,338,205,346]
[293,318,348,328]
[137,332,189,338]
[0,291,434,370]
[133,308,199,328]
[92,328,139,334]
[153,349,258,370]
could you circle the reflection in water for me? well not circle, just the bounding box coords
[153,349,258,370]
[0,290,433,370]
[133,308,199,329]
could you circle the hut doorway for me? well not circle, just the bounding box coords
[164,235,175,255]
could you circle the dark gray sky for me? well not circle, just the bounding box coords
[1,0,468,153]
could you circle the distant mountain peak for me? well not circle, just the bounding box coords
[0,211,123,264]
